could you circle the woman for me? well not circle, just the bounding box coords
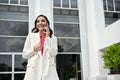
[22,15,59,80]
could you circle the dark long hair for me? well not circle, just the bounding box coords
[32,15,50,33]
[49,28,53,38]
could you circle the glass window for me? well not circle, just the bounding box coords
[54,9,78,16]
[0,5,28,13]
[19,6,28,12]
[54,15,79,23]
[108,0,114,11]
[115,0,120,11]
[0,5,9,11]
[58,39,81,52]
[56,54,81,80]
[0,55,12,71]
[9,6,19,12]
[71,0,77,8]
[0,0,8,3]
[54,9,79,23]
[62,0,69,8]
[105,12,120,25]
[54,23,80,37]
[15,55,27,71]
[0,20,28,36]
[14,74,25,80]
[103,0,107,10]
[54,0,61,7]
[0,12,28,20]
[10,0,18,4]
[0,37,26,52]
[0,74,11,80]
[20,0,28,5]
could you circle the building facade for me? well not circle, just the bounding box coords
[0,0,120,80]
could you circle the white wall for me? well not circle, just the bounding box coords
[78,0,90,80]
[98,19,120,49]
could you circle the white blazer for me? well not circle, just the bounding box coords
[22,32,59,80]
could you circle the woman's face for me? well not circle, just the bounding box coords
[36,16,47,31]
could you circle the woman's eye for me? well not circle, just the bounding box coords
[41,20,45,22]
[37,20,39,23]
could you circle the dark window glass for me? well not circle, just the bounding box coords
[14,74,25,80]
[20,0,28,5]
[0,37,26,52]
[103,0,107,10]
[115,0,120,11]
[71,0,77,8]
[0,5,28,13]
[0,74,11,80]
[54,23,80,37]
[58,39,81,52]
[62,0,69,8]
[54,15,79,23]
[0,5,9,11]
[0,0,8,3]
[0,55,12,71]
[0,20,28,36]
[15,55,27,71]
[19,6,28,12]
[54,0,60,7]
[105,12,120,25]
[56,54,81,80]
[54,9,79,23]
[0,12,28,20]
[108,0,114,11]
[10,0,18,4]
[54,9,78,16]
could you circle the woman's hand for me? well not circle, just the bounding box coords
[33,42,42,51]
[43,27,50,37]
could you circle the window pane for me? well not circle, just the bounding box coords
[54,23,80,37]
[108,0,114,11]
[0,5,28,13]
[54,15,79,23]
[115,0,120,11]
[0,20,28,36]
[10,0,18,4]
[0,0,8,3]
[0,55,12,71]
[20,0,28,5]
[105,12,120,25]
[14,74,25,80]
[103,0,107,10]
[0,37,26,52]
[0,74,11,80]
[71,0,77,8]
[54,9,79,23]
[62,0,69,8]
[15,55,27,71]
[58,39,81,52]
[54,0,60,7]
[56,54,81,80]
[54,9,78,16]
[0,12,28,20]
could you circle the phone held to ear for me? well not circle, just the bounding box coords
[43,29,47,32]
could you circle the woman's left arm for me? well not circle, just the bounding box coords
[44,36,58,57]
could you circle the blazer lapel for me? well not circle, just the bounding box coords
[34,32,40,44]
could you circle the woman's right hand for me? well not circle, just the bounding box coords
[33,42,42,52]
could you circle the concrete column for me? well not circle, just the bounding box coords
[78,0,90,80]
[85,0,106,80]
[86,0,100,79]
